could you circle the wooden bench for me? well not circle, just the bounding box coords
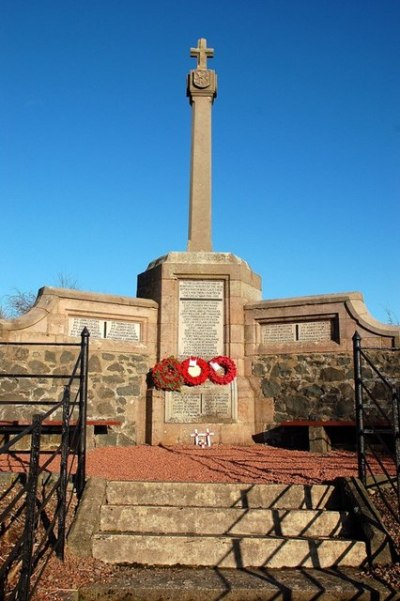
[0,419,122,449]
[279,419,391,453]
[279,420,355,453]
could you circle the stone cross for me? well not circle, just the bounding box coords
[187,38,217,253]
[190,38,214,70]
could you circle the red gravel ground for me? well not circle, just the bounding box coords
[0,444,395,484]
[87,444,363,484]
[0,444,363,483]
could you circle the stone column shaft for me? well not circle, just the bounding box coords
[188,95,213,252]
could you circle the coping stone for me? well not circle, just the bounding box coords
[67,478,106,557]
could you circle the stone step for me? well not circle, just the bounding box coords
[100,505,353,538]
[105,481,338,509]
[76,566,396,601]
[92,533,366,569]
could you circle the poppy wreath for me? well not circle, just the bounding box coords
[208,356,237,385]
[151,356,184,391]
[181,356,210,386]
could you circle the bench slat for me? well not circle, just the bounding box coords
[0,419,121,427]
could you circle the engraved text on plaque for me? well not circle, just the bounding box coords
[178,280,224,358]
[69,317,140,342]
[165,380,236,424]
[262,320,333,344]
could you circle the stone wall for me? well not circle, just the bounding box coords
[88,349,149,445]
[245,292,400,439]
[0,344,151,446]
[1,286,399,448]
[0,287,158,446]
[252,349,400,426]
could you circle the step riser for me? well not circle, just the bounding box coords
[100,506,352,538]
[92,481,367,570]
[106,482,337,509]
[92,534,366,569]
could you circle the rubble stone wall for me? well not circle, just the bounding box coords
[0,345,150,446]
[252,349,400,425]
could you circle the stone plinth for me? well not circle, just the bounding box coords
[137,251,262,445]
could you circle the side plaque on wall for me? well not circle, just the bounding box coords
[263,323,296,343]
[297,320,332,341]
[262,319,333,344]
[69,317,104,339]
[69,317,141,342]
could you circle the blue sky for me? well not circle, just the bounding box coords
[1,0,399,323]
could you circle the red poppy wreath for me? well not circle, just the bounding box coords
[151,356,184,391]
[181,356,210,386]
[208,356,237,385]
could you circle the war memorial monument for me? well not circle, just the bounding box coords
[0,39,398,450]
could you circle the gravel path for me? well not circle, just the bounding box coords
[2,444,396,485]
[84,444,363,484]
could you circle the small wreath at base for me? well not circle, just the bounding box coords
[208,356,237,385]
[152,356,184,391]
[181,356,210,386]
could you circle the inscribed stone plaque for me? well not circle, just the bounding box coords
[262,319,333,344]
[298,320,331,342]
[165,380,236,424]
[178,280,224,358]
[69,317,104,339]
[69,317,141,342]
[106,320,140,342]
[262,323,296,343]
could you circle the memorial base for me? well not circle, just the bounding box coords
[138,251,262,446]
[146,376,259,445]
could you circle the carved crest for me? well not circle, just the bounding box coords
[193,70,210,89]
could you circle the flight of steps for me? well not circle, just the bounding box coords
[91,481,367,569]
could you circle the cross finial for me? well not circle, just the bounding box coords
[190,38,214,70]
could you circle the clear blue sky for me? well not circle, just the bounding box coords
[1,0,399,323]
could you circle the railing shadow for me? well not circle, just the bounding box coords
[158,443,360,488]
[353,332,400,527]
[0,328,89,601]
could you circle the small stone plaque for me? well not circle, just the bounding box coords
[165,380,236,423]
[106,320,140,342]
[298,320,331,342]
[178,280,224,358]
[262,319,333,344]
[263,323,296,343]
[69,317,141,342]
[69,317,104,339]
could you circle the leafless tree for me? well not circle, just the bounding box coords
[0,274,80,319]
[385,308,399,326]
[5,289,37,318]
[56,273,79,289]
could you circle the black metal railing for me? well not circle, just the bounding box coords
[0,328,89,601]
[353,331,400,520]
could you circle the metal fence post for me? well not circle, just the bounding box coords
[77,327,89,498]
[392,386,400,512]
[57,386,71,559]
[353,331,366,484]
[17,414,42,601]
